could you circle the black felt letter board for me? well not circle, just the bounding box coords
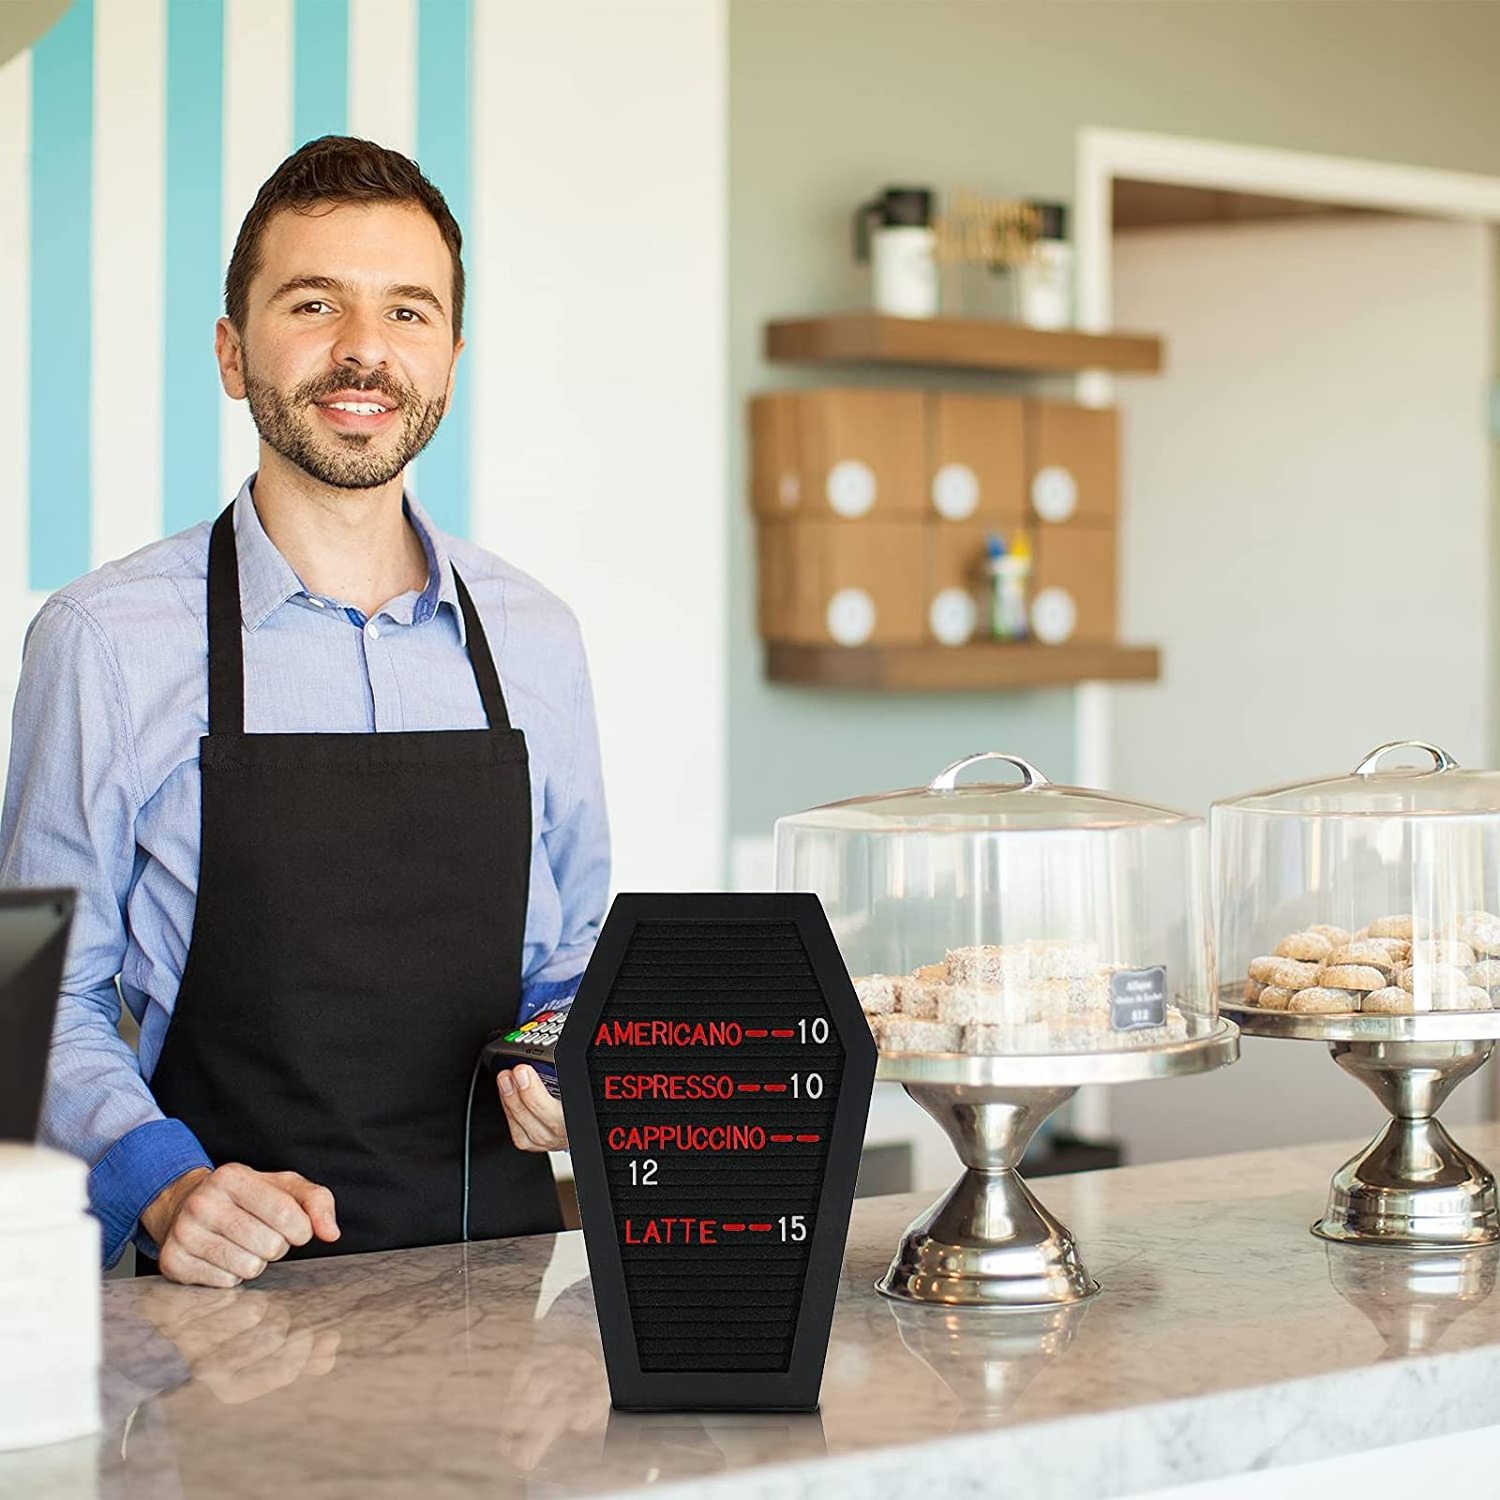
[556,893,876,1411]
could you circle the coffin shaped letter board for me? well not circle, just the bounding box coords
[556,893,876,1412]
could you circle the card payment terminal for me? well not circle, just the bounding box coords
[480,1000,571,1099]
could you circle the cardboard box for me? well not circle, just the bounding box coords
[748,389,925,522]
[1030,525,1116,644]
[756,519,927,646]
[749,392,802,516]
[1025,401,1118,528]
[926,394,1026,526]
[923,523,993,646]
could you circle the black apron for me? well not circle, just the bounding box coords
[142,503,561,1268]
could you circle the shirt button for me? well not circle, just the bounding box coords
[307,597,325,609]
[365,623,380,641]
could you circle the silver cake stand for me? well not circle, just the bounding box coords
[1225,997,1500,1248]
[874,1021,1240,1308]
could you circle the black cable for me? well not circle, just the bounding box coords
[461,1050,483,1242]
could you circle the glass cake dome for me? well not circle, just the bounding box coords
[773,752,1215,1056]
[1213,740,1500,1019]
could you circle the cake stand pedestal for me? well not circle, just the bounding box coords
[874,1022,1240,1309]
[1225,1003,1500,1247]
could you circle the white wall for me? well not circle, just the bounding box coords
[1106,214,1494,1161]
[471,1,728,893]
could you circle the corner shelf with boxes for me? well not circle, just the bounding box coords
[750,316,1165,692]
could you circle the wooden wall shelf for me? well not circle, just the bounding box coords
[765,314,1163,376]
[765,641,1161,693]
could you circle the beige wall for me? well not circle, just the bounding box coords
[1491,228,1500,765]
[729,0,1500,846]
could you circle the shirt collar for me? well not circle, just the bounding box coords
[405,492,468,646]
[232,481,305,632]
[231,479,467,644]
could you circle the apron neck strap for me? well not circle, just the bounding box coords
[206,502,515,735]
[451,568,512,730]
[208,506,246,736]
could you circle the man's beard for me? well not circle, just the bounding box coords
[243,359,447,490]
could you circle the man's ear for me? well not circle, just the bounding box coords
[216,318,247,400]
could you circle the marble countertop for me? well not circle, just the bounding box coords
[12,1126,1500,1499]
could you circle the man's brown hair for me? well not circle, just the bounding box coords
[224,135,465,339]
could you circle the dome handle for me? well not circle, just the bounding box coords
[929,752,1052,793]
[1352,740,1460,777]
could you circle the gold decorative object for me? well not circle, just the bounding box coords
[934,192,1040,272]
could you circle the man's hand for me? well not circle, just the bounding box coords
[140,1163,340,1287]
[496,1066,567,1151]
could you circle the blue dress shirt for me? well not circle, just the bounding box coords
[0,481,610,1266]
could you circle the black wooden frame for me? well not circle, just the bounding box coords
[555,892,876,1412]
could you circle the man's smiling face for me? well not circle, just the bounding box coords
[218,200,462,490]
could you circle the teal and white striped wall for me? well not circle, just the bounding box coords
[5,0,475,598]
[1,0,730,901]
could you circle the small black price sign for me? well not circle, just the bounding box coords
[557,893,875,1412]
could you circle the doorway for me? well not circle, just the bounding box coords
[1070,131,1500,1161]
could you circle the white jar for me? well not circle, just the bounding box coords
[0,1144,100,1451]
[856,188,940,320]
[871,225,939,319]
[1017,201,1074,331]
